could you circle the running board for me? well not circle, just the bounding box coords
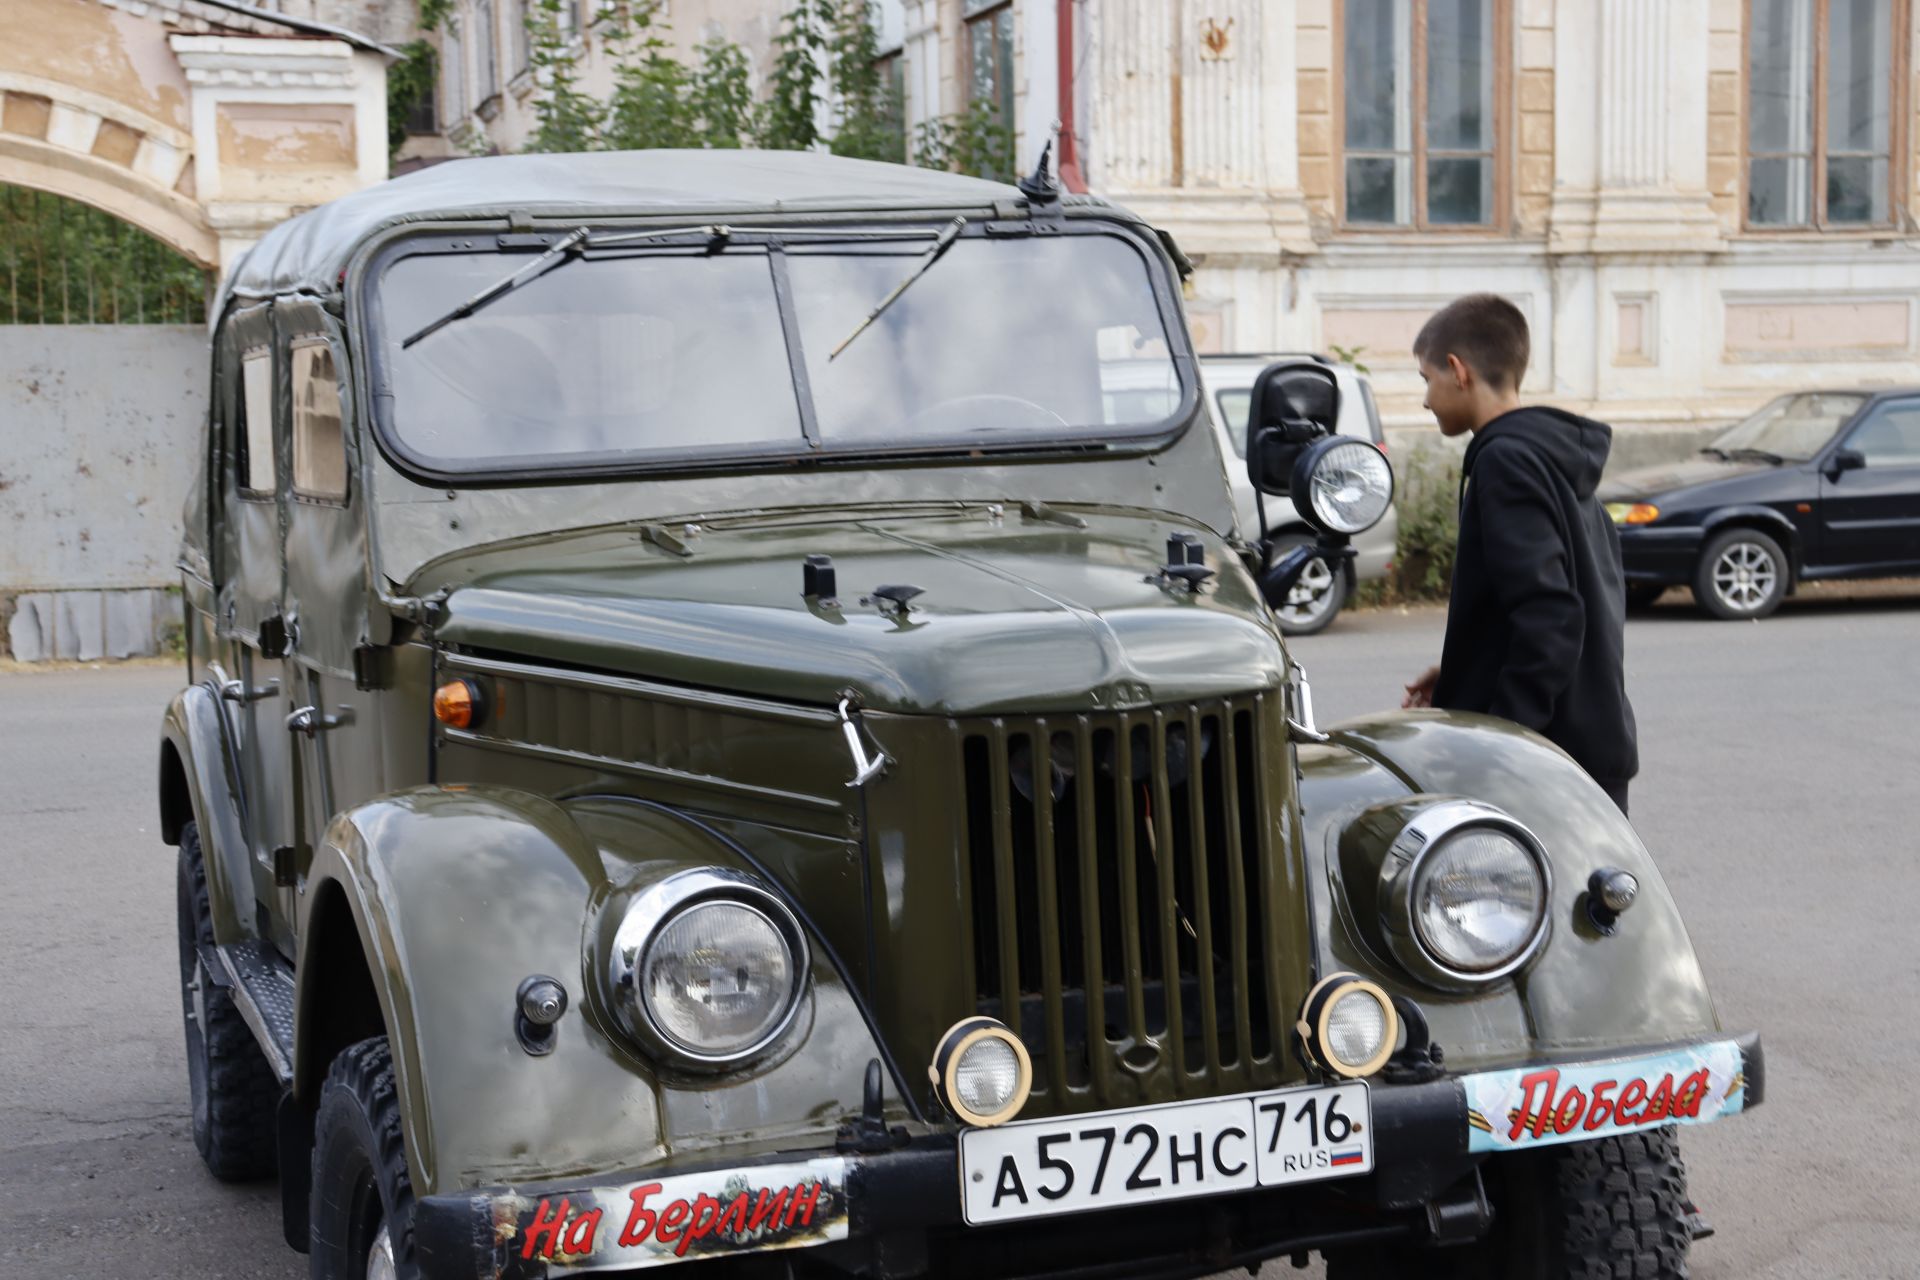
[204,939,296,1086]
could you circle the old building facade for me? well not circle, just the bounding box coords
[415,0,1920,428]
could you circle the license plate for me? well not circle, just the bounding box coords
[959,1083,1372,1224]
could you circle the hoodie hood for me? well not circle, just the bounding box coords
[1466,406,1613,499]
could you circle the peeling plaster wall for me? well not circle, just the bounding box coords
[0,325,206,592]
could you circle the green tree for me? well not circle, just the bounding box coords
[761,0,834,151]
[826,0,903,163]
[525,0,607,152]
[386,41,438,157]
[690,37,755,149]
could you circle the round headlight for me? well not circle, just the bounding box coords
[1414,829,1548,973]
[930,1018,1032,1126]
[644,901,794,1056]
[1380,801,1552,987]
[609,869,808,1067]
[1297,974,1398,1079]
[1290,436,1395,535]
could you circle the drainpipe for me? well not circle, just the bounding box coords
[1056,0,1087,192]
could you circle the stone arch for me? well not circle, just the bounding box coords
[0,72,217,269]
[0,0,392,276]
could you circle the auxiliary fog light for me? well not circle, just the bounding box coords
[929,1017,1033,1127]
[1297,974,1399,1080]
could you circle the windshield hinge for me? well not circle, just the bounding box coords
[1019,499,1088,530]
[637,524,694,558]
[507,209,533,233]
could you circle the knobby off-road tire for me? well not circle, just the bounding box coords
[1326,1129,1693,1280]
[311,1038,418,1280]
[177,820,280,1181]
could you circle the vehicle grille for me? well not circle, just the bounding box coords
[956,695,1288,1111]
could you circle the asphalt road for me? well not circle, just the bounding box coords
[2,584,1917,1279]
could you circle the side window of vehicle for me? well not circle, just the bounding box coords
[291,340,348,502]
[239,348,275,497]
[1846,402,1920,466]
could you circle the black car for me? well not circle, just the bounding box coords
[1600,389,1920,619]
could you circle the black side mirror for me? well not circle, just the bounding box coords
[1825,447,1866,480]
[1245,361,1341,498]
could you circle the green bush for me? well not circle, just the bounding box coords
[1353,448,1461,607]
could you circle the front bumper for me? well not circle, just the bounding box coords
[414,1032,1762,1280]
[1617,524,1705,584]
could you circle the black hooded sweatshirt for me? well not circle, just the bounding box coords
[1432,406,1639,785]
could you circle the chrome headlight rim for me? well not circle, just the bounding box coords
[608,866,810,1070]
[1380,799,1553,989]
[1289,434,1396,535]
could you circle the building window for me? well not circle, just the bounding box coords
[1747,0,1900,228]
[964,0,1015,127]
[876,47,906,148]
[444,17,468,123]
[1341,0,1505,228]
[475,0,499,103]
[510,0,530,77]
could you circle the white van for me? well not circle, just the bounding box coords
[1203,354,1399,634]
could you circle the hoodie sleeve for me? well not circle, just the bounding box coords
[1468,440,1584,731]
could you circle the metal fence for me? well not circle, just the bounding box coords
[0,184,209,325]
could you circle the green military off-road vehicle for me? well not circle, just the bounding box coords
[160,150,1759,1280]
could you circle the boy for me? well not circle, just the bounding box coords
[1400,294,1639,813]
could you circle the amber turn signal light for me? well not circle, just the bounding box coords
[433,678,485,729]
[1605,502,1660,525]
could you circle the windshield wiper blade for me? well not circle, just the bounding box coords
[1730,447,1785,464]
[402,227,591,349]
[401,224,744,349]
[828,216,967,361]
[1699,446,1730,459]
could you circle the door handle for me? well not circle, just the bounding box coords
[220,677,281,705]
[287,705,355,737]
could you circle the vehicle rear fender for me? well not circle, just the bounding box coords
[1701,505,1802,580]
[1297,710,1721,1067]
[159,681,253,942]
[296,786,889,1198]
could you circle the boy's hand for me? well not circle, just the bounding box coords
[1403,665,1440,709]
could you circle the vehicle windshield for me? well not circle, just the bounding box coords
[372,229,1184,473]
[1709,392,1865,461]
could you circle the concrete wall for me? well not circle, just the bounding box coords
[2,324,204,657]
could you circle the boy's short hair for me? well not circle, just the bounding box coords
[1412,294,1530,392]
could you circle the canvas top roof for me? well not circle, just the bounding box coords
[219,149,1120,309]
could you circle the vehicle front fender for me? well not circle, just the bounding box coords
[159,680,253,943]
[298,786,892,1198]
[1701,504,1802,574]
[1297,710,1721,1071]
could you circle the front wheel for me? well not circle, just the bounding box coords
[1693,527,1787,620]
[310,1038,417,1280]
[1326,1129,1693,1279]
[1267,535,1348,636]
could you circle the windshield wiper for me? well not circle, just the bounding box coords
[1699,446,1731,460]
[401,224,748,348]
[1729,447,1786,464]
[828,216,967,361]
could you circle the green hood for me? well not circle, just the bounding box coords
[426,511,1287,716]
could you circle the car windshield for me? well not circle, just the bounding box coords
[1709,392,1866,461]
[372,229,1183,473]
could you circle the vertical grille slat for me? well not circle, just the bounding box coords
[1072,717,1111,1098]
[987,721,1023,1048]
[959,695,1279,1112]
[1183,708,1222,1079]
[1220,708,1256,1070]
[1148,711,1186,1085]
[1030,719,1071,1100]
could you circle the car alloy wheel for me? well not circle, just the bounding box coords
[1268,536,1348,636]
[1709,541,1778,614]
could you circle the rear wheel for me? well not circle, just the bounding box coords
[1326,1129,1692,1279]
[1693,528,1787,620]
[1268,534,1347,636]
[177,821,279,1181]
